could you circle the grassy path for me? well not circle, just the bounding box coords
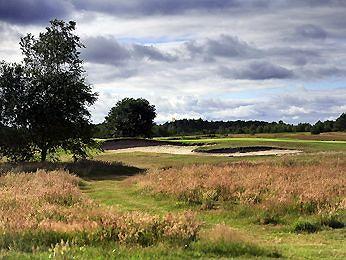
[83,177,188,215]
[83,176,346,259]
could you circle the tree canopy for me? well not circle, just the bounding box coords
[0,20,97,162]
[106,98,156,138]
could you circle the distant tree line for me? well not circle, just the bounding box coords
[94,113,346,138]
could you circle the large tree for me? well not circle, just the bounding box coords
[0,20,97,162]
[106,98,156,138]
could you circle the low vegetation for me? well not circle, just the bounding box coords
[0,170,201,252]
[133,158,345,214]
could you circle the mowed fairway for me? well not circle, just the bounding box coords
[1,134,345,259]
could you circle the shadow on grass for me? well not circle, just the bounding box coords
[0,160,144,180]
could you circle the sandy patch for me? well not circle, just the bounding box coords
[108,145,302,157]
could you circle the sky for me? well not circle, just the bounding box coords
[0,0,345,124]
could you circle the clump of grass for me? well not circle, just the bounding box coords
[257,211,282,225]
[292,220,320,233]
[191,224,280,258]
[133,160,345,214]
[0,170,201,251]
[319,214,345,229]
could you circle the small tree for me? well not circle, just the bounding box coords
[0,20,97,162]
[106,98,156,137]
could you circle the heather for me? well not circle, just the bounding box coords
[133,159,346,213]
[0,170,200,251]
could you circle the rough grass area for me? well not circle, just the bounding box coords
[0,170,201,252]
[1,135,345,259]
[132,157,345,214]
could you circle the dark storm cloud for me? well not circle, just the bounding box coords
[220,62,293,80]
[73,0,241,16]
[73,0,346,17]
[82,36,176,66]
[2,0,346,25]
[0,0,71,24]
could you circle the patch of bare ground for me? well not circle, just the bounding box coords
[108,144,301,157]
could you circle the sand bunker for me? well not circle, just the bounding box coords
[108,145,302,157]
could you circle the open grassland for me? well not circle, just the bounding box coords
[132,158,345,213]
[0,170,207,258]
[0,135,345,259]
[175,137,346,153]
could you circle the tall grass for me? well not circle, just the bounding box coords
[0,170,201,251]
[133,158,346,213]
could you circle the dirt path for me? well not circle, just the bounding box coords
[109,145,302,157]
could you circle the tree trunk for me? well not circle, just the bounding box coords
[40,147,47,162]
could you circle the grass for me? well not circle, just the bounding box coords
[175,137,346,153]
[132,158,345,213]
[0,134,345,258]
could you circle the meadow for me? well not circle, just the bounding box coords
[0,133,345,259]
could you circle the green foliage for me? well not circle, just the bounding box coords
[293,220,320,233]
[191,240,280,258]
[319,214,345,229]
[0,20,97,162]
[334,113,346,131]
[106,98,156,138]
[257,211,281,225]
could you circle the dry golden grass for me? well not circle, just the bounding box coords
[199,224,247,244]
[133,158,346,213]
[0,170,201,247]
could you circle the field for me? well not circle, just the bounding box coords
[0,133,345,259]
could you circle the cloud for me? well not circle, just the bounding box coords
[82,36,131,66]
[1,0,345,124]
[82,36,177,66]
[132,44,177,62]
[185,35,260,61]
[0,0,72,24]
[73,0,346,17]
[295,24,327,39]
[220,62,293,80]
[73,0,241,16]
